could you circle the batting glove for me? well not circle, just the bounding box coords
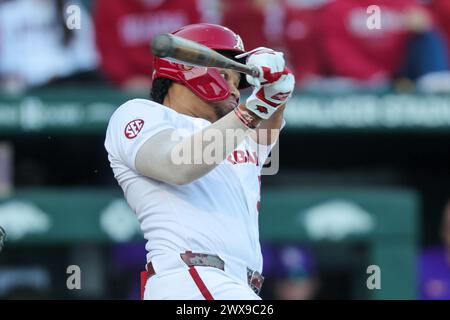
[236,47,295,119]
[236,47,291,87]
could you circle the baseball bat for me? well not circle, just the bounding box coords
[151,33,260,78]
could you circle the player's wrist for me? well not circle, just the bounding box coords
[234,104,263,129]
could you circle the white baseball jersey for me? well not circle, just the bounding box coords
[105,99,278,274]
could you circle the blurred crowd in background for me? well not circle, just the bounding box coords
[2,0,450,94]
[1,0,450,300]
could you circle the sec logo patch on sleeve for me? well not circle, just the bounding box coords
[124,119,145,139]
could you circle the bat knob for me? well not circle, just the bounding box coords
[151,33,174,58]
[250,66,260,78]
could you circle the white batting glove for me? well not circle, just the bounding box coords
[245,72,295,119]
[236,47,295,119]
[236,47,288,87]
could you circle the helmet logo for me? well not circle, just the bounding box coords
[234,34,245,51]
[181,65,194,71]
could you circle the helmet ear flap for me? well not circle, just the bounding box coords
[179,66,231,102]
[153,57,231,102]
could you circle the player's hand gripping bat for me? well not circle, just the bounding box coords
[151,33,260,78]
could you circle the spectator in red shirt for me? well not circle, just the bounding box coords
[222,0,330,87]
[319,0,450,92]
[319,0,418,82]
[94,0,203,92]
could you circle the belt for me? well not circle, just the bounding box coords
[146,251,264,295]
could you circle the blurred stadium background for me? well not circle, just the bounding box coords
[1,0,450,300]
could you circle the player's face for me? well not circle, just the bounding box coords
[209,69,241,120]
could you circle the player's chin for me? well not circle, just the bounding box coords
[214,103,235,119]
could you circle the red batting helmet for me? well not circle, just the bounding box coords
[152,23,249,102]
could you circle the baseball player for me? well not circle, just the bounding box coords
[105,23,295,300]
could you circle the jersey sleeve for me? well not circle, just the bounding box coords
[105,99,176,171]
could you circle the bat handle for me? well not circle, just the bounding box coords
[151,33,261,78]
[235,65,260,78]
